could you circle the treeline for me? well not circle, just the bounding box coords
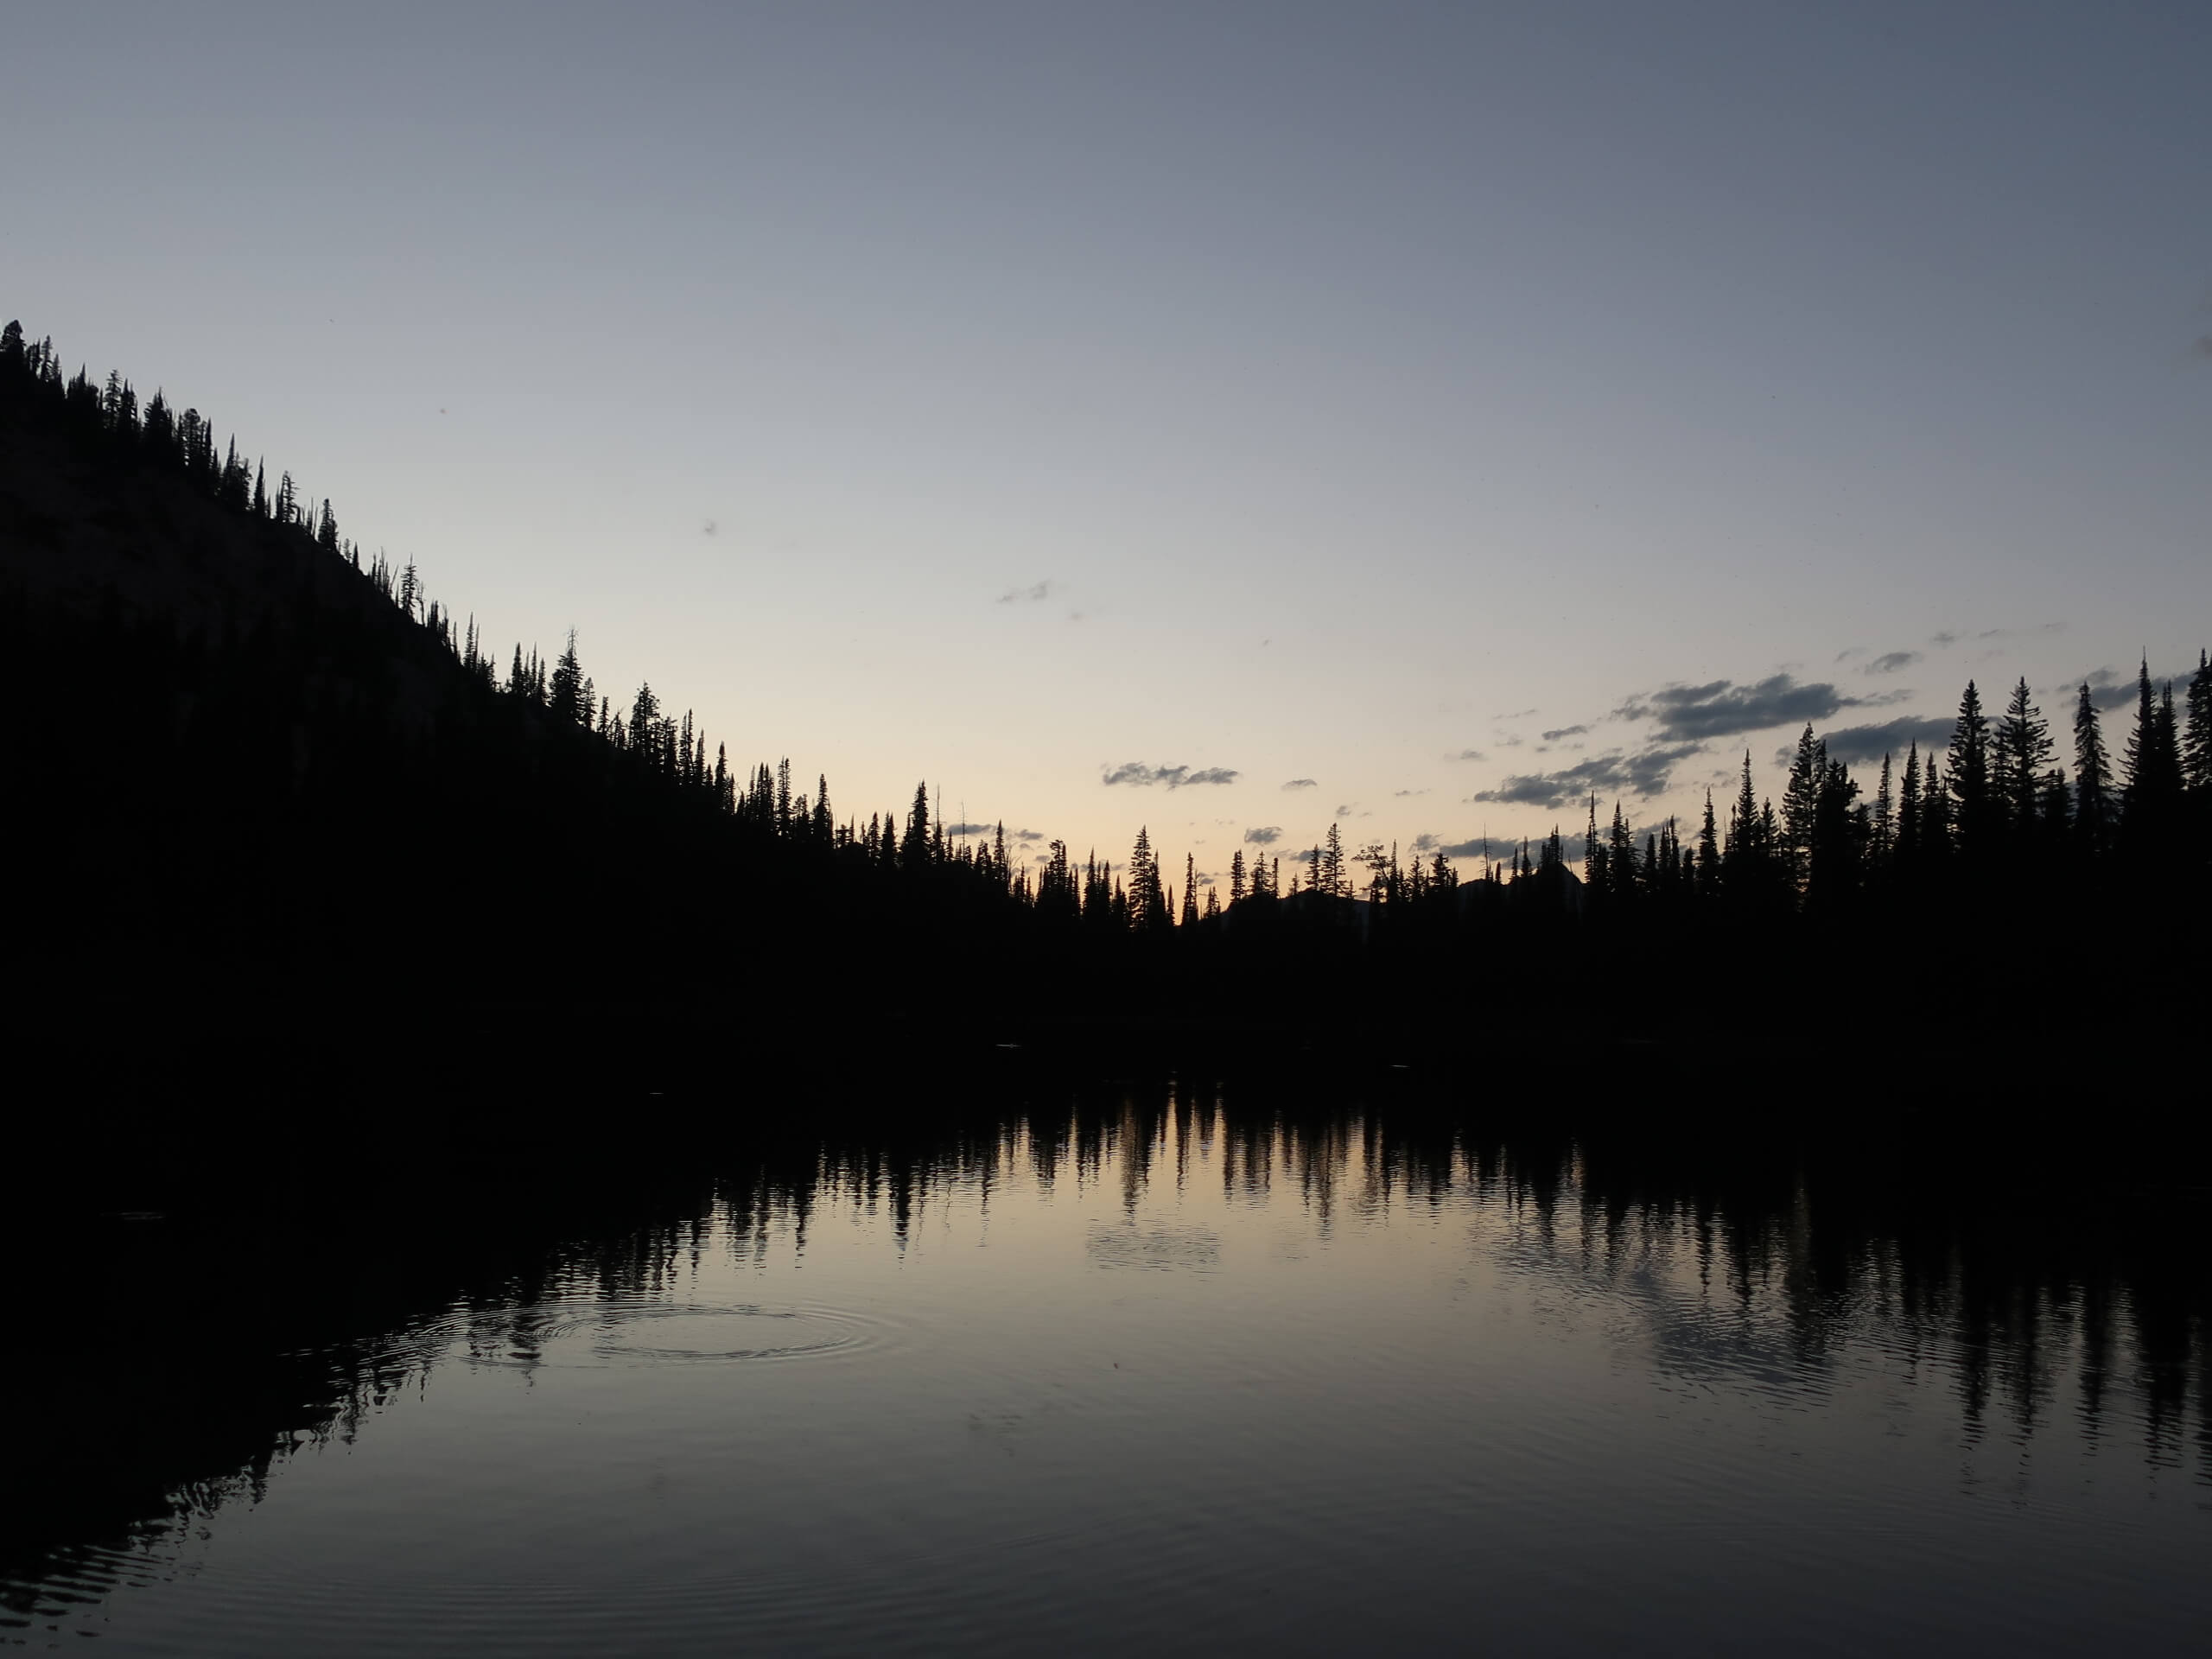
[1565,664,2209,920]
[3,315,2206,1084]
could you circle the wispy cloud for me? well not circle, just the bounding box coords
[1448,748,1487,762]
[1281,778,1317,791]
[1790,716,1955,766]
[1102,762,1240,789]
[1866,651,1919,675]
[1539,724,1589,742]
[1243,825,1282,845]
[1471,743,1704,810]
[997,580,1055,604]
[2060,664,2191,713]
[1614,674,1872,742]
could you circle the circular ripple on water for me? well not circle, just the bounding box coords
[411,1298,899,1371]
[590,1303,886,1365]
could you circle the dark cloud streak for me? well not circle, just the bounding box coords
[1102,762,1240,789]
[1614,674,1869,742]
[1471,744,1703,810]
[1796,716,1955,766]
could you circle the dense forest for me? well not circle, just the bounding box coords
[3,317,2206,1103]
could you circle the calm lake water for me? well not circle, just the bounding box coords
[8,1091,2209,1655]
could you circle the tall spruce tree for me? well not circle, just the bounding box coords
[2072,684,2112,853]
[901,782,931,870]
[1993,677,2053,833]
[1126,826,1166,930]
[1781,724,1822,894]
[1695,789,1722,897]
[2121,658,2156,802]
[1946,681,1993,860]
[548,630,587,726]
[1808,751,1862,904]
[1606,802,1637,901]
[1871,753,1894,868]
[1921,755,1951,861]
[2183,650,2212,794]
[1897,742,1923,867]
[1726,750,1763,882]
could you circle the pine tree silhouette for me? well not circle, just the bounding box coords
[1993,677,2053,835]
[2185,651,2212,794]
[2072,684,2113,855]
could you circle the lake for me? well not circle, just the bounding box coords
[6,1086,2208,1655]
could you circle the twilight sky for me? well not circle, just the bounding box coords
[9,1,2209,887]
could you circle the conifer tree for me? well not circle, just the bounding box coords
[1781,724,1822,893]
[1946,681,1993,858]
[1724,750,1767,896]
[1808,751,1862,904]
[1897,742,1923,866]
[547,630,587,727]
[1606,802,1637,901]
[2121,658,2155,800]
[1181,855,1198,927]
[1871,754,1894,868]
[1584,796,1607,895]
[1993,677,2053,833]
[2183,651,2212,794]
[2072,684,2112,853]
[901,782,932,870]
[1920,756,1950,861]
[1229,849,1247,904]
[2155,683,2182,795]
[2120,664,2187,849]
[1320,823,1345,899]
[143,391,174,460]
[2037,767,2071,842]
[219,438,251,512]
[1695,789,1722,897]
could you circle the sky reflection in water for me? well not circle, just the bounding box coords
[10,1096,2208,1656]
